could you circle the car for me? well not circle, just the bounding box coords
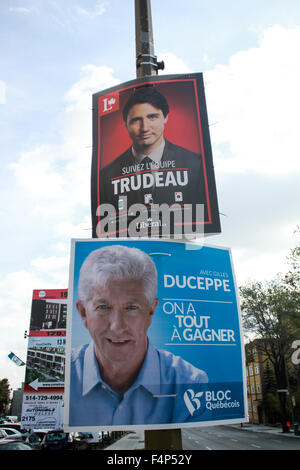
[0,423,23,432]
[4,416,18,423]
[0,439,35,450]
[41,430,72,451]
[0,424,29,440]
[71,432,100,450]
[0,427,23,440]
[25,431,47,450]
[83,432,100,450]
[0,429,8,440]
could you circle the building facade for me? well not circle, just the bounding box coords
[246,342,264,424]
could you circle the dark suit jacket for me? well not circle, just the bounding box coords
[99,140,208,214]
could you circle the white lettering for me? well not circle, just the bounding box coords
[171,326,182,342]
[292,340,300,365]
[111,170,189,195]
[164,275,175,288]
[163,274,231,292]
[103,98,113,112]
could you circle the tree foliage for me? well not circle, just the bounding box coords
[240,276,300,351]
[0,378,10,415]
[240,231,300,431]
[240,228,300,355]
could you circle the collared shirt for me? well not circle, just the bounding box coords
[132,139,166,164]
[68,340,208,426]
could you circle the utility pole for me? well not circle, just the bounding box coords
[135,0,164,78]
[134,0,181,451]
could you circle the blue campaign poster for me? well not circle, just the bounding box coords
[64,238,248,431]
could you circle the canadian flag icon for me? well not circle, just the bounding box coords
[99,92,119,116]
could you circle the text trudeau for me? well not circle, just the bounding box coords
[112,170,189,195]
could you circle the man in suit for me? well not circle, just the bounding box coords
[98,86,207,235]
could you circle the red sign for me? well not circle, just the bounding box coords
[98,91,119,116]
[91,73,221,238]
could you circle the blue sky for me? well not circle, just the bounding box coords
[1,0,300,389]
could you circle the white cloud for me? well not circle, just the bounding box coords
[64,64,119,106]
[201,26,300,286]
[9,7,33,14]
[53,216,92,239]
[0,269,52,388]
[204,25,300,175]
[11,145,66,201]
[232,247,290,286]
[75,1,108,19]
[157,35,300,285]
[4,25,300,389]
[31,256,69,285]
[1,67,120,386]
[10,65,120,223]
[158,51,193,75]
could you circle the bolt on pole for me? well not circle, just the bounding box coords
[135,0,164,78]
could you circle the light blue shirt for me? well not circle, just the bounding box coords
[69,340,208,426]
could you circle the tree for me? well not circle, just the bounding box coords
[240,272,300,432]
[0,378,11,416]
[284,227,300,295]
[262,359,282,424]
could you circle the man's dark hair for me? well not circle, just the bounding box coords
[122,86,169,122]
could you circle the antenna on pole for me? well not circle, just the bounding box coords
[135,0,164,78]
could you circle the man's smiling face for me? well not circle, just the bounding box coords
[125,102,168,154]
[76,278,157,367]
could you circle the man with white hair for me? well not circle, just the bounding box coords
[69,244,208,426]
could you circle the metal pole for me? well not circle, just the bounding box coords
[134,1,180,449]
[135,0,164,78]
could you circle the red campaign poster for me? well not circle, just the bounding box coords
[28,289,68,336]
[21,290,67,430]
[91,73,221,238]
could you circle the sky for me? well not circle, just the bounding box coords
[1,0,300,390]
